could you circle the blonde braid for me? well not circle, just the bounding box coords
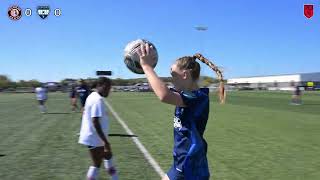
[193,53,226,104]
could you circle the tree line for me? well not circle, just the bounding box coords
[0,74,219,90]
[0,75,41,89]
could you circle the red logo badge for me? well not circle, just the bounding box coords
[304,4,314,19]
[8,5,22,21]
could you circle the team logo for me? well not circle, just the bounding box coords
[8,5,22,21]
[304,4,314,19]
[173,116,182,130]
[37,6,50,19]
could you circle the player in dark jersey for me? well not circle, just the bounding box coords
[137,43,225,180]
[77,79,90,111]
[291,85,302,105]
[70,84,79,112]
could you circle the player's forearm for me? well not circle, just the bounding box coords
[142,65,170,101]
[92,117,109,144]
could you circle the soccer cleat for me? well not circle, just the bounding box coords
[107,167,118,180]
[107,166,117,175]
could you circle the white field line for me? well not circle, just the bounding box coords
[105,101,165,177]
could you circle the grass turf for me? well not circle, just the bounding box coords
[0,91,319,179]
[108,91,320,180]
[0,93,159,180]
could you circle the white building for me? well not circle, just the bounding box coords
[227,72,320,91]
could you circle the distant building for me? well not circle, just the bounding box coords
[227,72,320,91]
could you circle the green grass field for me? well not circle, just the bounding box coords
[1,91,320,179]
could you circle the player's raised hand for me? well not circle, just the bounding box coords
[137,43,155,67]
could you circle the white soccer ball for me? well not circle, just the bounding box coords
[124,39,158,74]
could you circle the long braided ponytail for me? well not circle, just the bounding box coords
[193,53,226,104]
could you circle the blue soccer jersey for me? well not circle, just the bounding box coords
[77,85,90,106]
[170,88,210,179]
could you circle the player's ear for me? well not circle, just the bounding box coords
[182,70,189,80]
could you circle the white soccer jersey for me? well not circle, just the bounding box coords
[78,92,109,147]
[35,87,47,100]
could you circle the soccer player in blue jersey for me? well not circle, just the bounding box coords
[291,85,302,105]
[77,79,91,111]
[137,43,225,180]
[70,84,79,112]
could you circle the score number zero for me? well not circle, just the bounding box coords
[54,8,61,17]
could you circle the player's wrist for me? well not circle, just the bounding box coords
[140,61,149,68]
[141,64,153,72]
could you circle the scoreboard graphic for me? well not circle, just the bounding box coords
[7,5,61,21]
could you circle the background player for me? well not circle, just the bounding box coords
[35,85,48,113]
[78,77,118,180]
[291,85,302,105]
[70,84,79,112]
[77,79,90,111]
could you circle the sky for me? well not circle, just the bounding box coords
[0,0,319,82]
